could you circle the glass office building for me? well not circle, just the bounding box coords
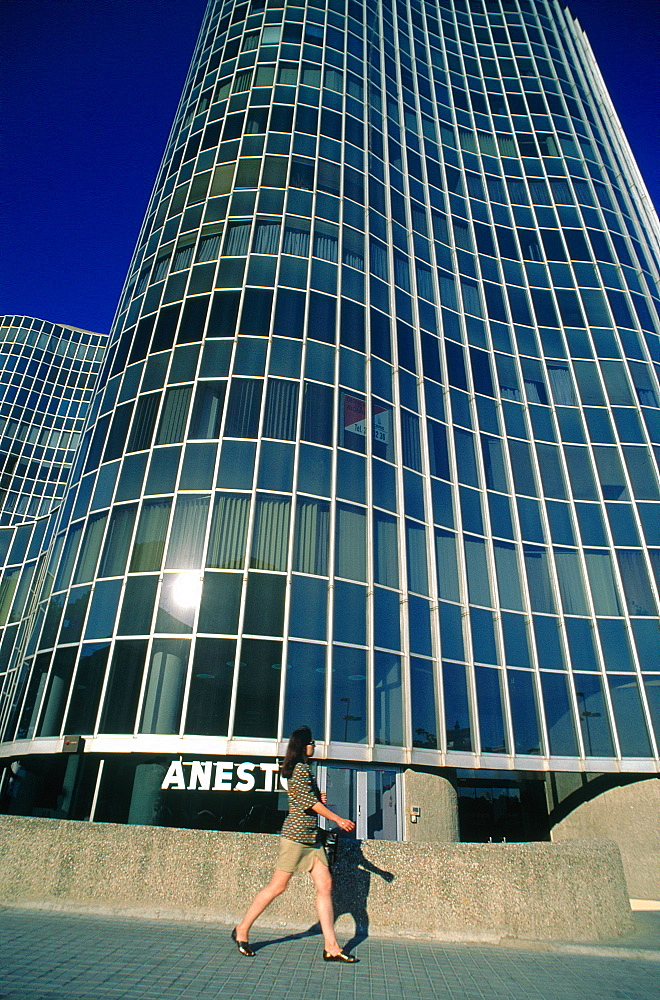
[1,0,659,840]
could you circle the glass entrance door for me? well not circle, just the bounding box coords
[319,766,402,840]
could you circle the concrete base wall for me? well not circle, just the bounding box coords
[0,816,634,942]
[552,777,660,901]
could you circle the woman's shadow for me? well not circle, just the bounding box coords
[250,840,394,952]
[329,839,395,949]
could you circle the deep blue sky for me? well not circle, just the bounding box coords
[1,0,658,336]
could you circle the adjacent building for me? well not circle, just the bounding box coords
[1,0,659,844]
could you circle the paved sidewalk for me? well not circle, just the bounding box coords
[1,907,658,1000]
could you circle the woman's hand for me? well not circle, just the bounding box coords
[320,792,327,804]
[337,817,355,833]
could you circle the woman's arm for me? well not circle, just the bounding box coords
[311,800,355,833]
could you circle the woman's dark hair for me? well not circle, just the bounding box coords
[281,726,313,778]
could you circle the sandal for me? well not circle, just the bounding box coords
[231,927,255,957]
[323,949,358,963]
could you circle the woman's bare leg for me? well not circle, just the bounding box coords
[235,869,292,941]
[309,858,341,954]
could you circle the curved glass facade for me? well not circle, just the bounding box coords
[1,0,659,834]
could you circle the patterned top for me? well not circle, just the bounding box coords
[280,761,321,846]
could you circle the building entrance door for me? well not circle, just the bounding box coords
[318,766,402,840]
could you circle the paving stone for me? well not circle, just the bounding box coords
[0,908,658,1000]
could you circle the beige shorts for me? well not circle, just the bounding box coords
[275,837,328,874]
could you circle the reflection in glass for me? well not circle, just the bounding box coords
[165,495,210,569]
[608,675,652,757]
[251,495,290,571]
[64,643,110,735]
[99,639,148,734]
[507,669,541,755]
[98,505,137,577]
[184,637,235,735]
[233,638,282,738]
[540,671,579,756]
[475,666,506,753]
[140,638,189,734]
[443,661,472,752]
[374,652,403,746]
[282,640,325,739]
[574,674,615,756]
[331,646,367,743]
[130,498,172,571]
[117,576,158,635]
[289,575,326,641]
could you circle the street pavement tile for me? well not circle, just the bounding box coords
[0,908,657,1000]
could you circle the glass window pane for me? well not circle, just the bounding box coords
[207,493,250,569]
[53,523,83,593]
[632,619,660,669]
[165,495,210,569]
[409,595,432,657]
[224,378,263,437]
[98,504,137,577]
[554,548,588,615]
[608,675,652,757]
[406,520,429,595]
[331,645,367,743]
[294,499,330,575]
[333,580,366,646]
[73,513,108,585]
[616,550,657,616]
[289,575,327,641]
[410,657,438,749]
[233,638,282,738]
[198,571,241,634]
[184,637,235,736]
[533,615,567,671]
[475,666,507,753]
[130,498,172,571]
[117,575,158,635]
[155,572,201,633]
[84,579,122,640]
[59,586,91,644]
[140,637,189,734]
[63,642,110,735]
[374,511,399,588]
[584,550,623,615]
[335,503,366,582]
[36,648,78,738]
[98,639,148,734]
[189,381,226,438]
[507,668,541,755]
[523,545,555,613]
[493,540,523,610]
[145,446,181,495]
[373,586,401,652]
[297,444,331,496]
[283,641,326,739]
[443,660,472,751]
[502,612,531,668]
[156,385,193,444]
[598,619,635,671]
[642,676,660,746]
[574,674,615,756]
[243,573,286,636]
[374,651,404,746]
[251,495,291,571]
[263,379,299,439]
[258,441,294,492]
[540,671,579,756]
[464,536,491,606]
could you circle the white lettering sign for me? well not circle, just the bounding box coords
[161,761,289,793]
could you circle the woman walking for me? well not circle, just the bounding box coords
[232,726,358,962]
